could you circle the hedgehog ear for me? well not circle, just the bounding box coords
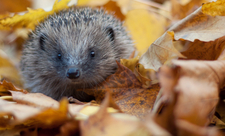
[106,27,114,42]
[39,33,47,51]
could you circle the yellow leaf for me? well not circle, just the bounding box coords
[0,51,22,87]
[124,9,166,55]
[77,0,109,6]
[202,0,225,16]
[0,0,71,30]
[120,56,139,72]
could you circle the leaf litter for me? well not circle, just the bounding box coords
[1,0,225,135]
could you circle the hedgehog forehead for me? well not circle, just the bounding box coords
[41,23,109,57]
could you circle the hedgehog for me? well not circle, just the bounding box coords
[20,7,134,101]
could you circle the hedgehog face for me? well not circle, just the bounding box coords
[31,23,118,88]
[20,7,134,101]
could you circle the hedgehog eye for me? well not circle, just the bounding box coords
[39,33,47,51]
[90,51,95,58]
[58,53,62,59]
[106,27,114,42]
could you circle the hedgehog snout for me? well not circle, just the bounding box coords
[66,67,80,79]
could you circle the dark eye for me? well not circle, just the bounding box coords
[58,53,62,59]
[90,51,95,58]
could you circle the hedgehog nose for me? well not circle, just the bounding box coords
[66,68,80,79]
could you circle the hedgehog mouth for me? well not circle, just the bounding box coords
[69,78,96,88]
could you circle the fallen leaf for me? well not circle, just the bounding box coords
[124,9,167,55]
[176,119,224,136]
[0,0,71,30]
[0,51,22,87]
[171,0,206,20]
[77,0,109,6]
[116,0,150,15]
[170,7,225,42]
[139,32,185,71]
[57,120,80,136]
[202,0,225,17]
[0,99,41,125]
[121,57,156,87]
[156,59,225,126]
[10,91,59,109]
[0,80,27,96]
[0,0,31,14]
[20,98,69,128]
[82,62,160,118]
[99,1,125,21]
[80,92,140,136]
[121,57,139,72]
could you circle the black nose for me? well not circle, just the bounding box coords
[66,68,80,79]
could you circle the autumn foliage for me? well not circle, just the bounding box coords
[0,0,225,135]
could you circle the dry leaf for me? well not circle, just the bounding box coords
[139,32,185,71]
[140,5,225,71]
[10,91,59,109]
[116,0,150,15]
[0,51,22,87]
[21,98,69,128]
[124,9,167,55]
[202,0,225,16]
[121,57,156,87]
[176,119,223,136]
[0,80,27,96]
[82,62,159,118]
[80,92,140,136]
[171,0,206,20]
[57,120,80,136]
[120,57,139,72]
[0,0,31,14]
[0,0,71,30]
[170,7,225,42]
[0,99,41,125]
[99,1,125,21]
[156,59,225,126]
[77,0,109,6]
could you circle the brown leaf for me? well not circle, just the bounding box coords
[139,32,185,71]
[10,91,59,109]
[180,37,225,60]
[0,0,31,14]
[19,98,69,128]
[154,91,178,135]
[121,58,156,88]
[176,119,224,136]
[152,79,223,136]
[170,7,225,42]
[0,80,27,96]
[100,1,125,21]
[171,0,206,20]
[156,59,225,126]
[10,91,84,116]
[57,120,80,136]
[80,92,140,136]
[0,99,41,124]
[140,4,225,67]
[82,62,159,118]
